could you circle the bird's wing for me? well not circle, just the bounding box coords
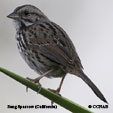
[29,21,83,69]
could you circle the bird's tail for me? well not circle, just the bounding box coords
[79,72,108,103]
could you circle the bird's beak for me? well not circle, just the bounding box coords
[7,12,19,19]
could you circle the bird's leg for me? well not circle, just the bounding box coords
[26,69,53,92]
[48,75,65,105]
[48,75,65,94]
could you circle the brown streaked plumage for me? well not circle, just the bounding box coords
[7,4,108,103]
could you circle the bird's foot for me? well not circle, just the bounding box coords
[26,77,42,94]
[48,88,61,96]
[48,88,62,105]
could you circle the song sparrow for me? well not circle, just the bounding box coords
[7,4,107,103]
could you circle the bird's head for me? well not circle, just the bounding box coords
[7,5,47,30]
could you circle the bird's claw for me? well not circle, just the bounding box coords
[26,77,42,94]
[48,88,62,105]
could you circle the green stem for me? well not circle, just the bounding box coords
[0,67,92,113]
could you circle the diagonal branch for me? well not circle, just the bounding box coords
[0,67,92,113]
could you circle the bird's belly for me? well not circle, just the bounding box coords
[21,51,48,74]
[17,47,45,75]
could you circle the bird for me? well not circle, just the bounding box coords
[7,4,108,103]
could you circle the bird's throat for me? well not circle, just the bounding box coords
[13,20,26,31]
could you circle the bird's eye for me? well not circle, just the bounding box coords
[24,11,29,16]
